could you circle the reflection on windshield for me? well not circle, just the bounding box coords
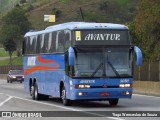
[75,48,103,77]
[106,48,132,77]
[10,70,23,75]
[74,48,132,78]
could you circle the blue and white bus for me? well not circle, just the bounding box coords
[23,22,142,106]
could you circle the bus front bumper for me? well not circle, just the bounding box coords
[68,88,132,100]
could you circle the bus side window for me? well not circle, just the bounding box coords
[23,37,27,55]
[25,37,30,54]
[32,36,37,54]
[36,35,41,54]
[40,34,45,53]
[49,32,56,53]
[65,30,71,51]
[43,33,49,53]
[57,31,65,52]
[48,33,52,53]
[27,37,32,54]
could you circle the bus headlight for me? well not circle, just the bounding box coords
[119,84,132,88]
[84,85,90,88]
[119,84,124,88]
[124,84,131,87]
[78,92,87,96]
[75,84,90,89]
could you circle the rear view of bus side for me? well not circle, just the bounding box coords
[23,22,142,106]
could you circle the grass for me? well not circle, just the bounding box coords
[0,57,22,66]
[114,0,129,5]
[0,48,16,57]
[28,0,108,30]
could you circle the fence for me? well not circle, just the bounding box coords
[134,61,160,82]
[0,62,160,82]
[0,65,23,74]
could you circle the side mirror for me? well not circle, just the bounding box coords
[134,46,142,66]
[68,47,75,66]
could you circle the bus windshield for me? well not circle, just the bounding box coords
[105,48,132,77]
[74,47,132,78]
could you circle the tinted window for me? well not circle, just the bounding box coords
[23,37,27,54]
[25,37,30,54]
[25,36,37,54]
[24,30,72,54]
[30,36,37,54]
[49,32,56,53]
[40,34,45,53]
[36,35,42,54]
[65,30,71,51]
[57,31,65,52]
[48,33,52,53]
[42,33,49,53]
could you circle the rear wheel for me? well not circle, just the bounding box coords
[108,99,119,106]
[61,86,72,106]
[30,86,34,98]
[32,82,42,100]
[32,82,49,100]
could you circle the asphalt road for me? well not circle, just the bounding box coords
[0,79,160,120]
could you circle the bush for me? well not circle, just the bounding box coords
[51,7,62,18]
[100,0,108,11]
[26,5,34,12]
[20,0,26,4]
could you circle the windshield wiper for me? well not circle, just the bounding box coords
[90,62,103,77]
[107,61,120,77]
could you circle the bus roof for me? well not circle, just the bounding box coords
[24,22,129,37]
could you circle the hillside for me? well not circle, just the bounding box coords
[27,0,138,30]
[0,0,138,30]
[0,0,19,12]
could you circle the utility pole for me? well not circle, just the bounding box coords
[79,7,84,21]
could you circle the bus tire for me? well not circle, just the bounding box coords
[108,99,119,106]
[31,85,35,99]
[61,86,72,106]
[33,82,42,100]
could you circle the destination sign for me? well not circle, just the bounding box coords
[74,30,130,45]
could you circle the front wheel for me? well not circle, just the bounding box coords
[108,99,119,106]
[61,86,72,106]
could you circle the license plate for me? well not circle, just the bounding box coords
[17,78,21,80]
[100,92,110,96]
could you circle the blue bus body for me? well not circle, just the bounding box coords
[23,22,142,106]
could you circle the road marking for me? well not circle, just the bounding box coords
[108,117,124,120]
[0,93,124,120]
[13,96,81,111]
[133,94,160,98]
[0,96,12,107]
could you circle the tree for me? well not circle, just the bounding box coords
[0,25,20,65]
[0,6,31,64]
[20,0,26,5]
[129,0,160,60]
[99,0,138,23]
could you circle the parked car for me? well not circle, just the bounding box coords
[7,70,24,83]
